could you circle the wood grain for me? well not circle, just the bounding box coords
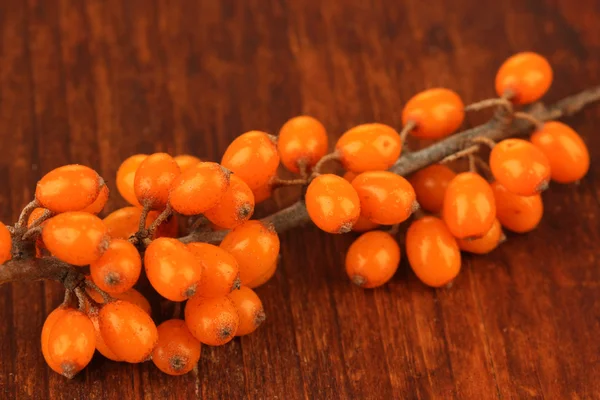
[1,0,599,398]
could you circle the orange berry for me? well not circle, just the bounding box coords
[89,312,121,361]
[490,138,551,196]
[36,164,103,213]
[134,153,181,209]
[495,52,553,104]
[228,286,266,336]
[305,174,360,233]
[99,300,158,363]
[351,171,417,225]
[203,174,255,229]
[184,295,239,346]
[442,172,496,239]
[42,212,109,266]
[409,164,456,213]
[336,123,401,173]
[47,309,96,379]
[169,162,230,215]
[246,260,277,288]
[116,154,147,207]
[82,184,110,214]
[41,306,70,376]
[252,184,273,204]
[187,243,240,298]
[345,231,400,288]
[491,181,543,233]
[152,319,202,375]
[406,216,461,287]
[342,171,379,232]
[530,121,589,183]
[103,206,178,240]
[457,219,504,254]
[88,287,152,316]
[0,223,11,264]
[221,131,280,191]
[174,155,202,172]
[220,220,280,285]
[145,238,202,301]
[90,239,142,294]
[278,116,328,173]
[402,88,465,139]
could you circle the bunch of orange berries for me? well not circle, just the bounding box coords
[327,52,589,288]
[0,51,592,379]
[0,148,280,377]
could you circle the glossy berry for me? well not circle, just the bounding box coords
[103,206,178,240]
[335,123,402,173]
[409,164,456,213]
[457,219,504,254]
[0,223,11,264]
[36,165,102,213]
[41,307,70,376]
[47,309,96,379]
[99,300,158,363]
[246,260,277,289]
[220,221,280,285]
[443,172,496,239]
[174,155,202,172]
[116,154,147,207]
[82,184,109,214]
[89,313,121,361]
[228,286,266,336]
[530,121,590,183]
[90,239,142,294]
[491,181,543,233]
[203,174,254,229]
[406,217,461,287]
[185,295,240,346]
[490,138,551,196]
[495,52,553,104]
[345,231,400,288]
[169,162,230,215]
[402,88,465,139]
[134,153,181,209]
[342,171,379,232]
[145,238,203,301]
[42,212,109,266]
[88,287,152,316]
[278,116,328,173]
[305,174,360,233]
[152,319,202,376]
[221,131,280,191]
[187,243,240,298]
[352,171,417,225]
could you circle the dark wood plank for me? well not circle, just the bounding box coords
[1,0,600,398]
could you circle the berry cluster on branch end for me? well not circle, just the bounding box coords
[0,52,599,379]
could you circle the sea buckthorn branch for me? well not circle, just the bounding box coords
[0,256,83,288]
[181,84,600,244]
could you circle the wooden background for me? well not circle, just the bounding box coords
[1,0,599,399]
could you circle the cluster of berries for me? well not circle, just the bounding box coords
[326,52,589,288]
[0,149,280,378]
[0,51,591,379]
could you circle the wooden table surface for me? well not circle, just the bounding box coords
[1,0,599,399]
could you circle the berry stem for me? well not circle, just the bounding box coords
[399,120,417,149]
[21,226,43,241]
[138,204,151,233]
[440,145,480,164]
[271,177,308,189]
[311,151,341,177]
[27,209,53,229]
[464,97,513,113]
[15,199,39,229]
[146,204,173,238]
[84,279,113,303]
[513,111,544,130]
